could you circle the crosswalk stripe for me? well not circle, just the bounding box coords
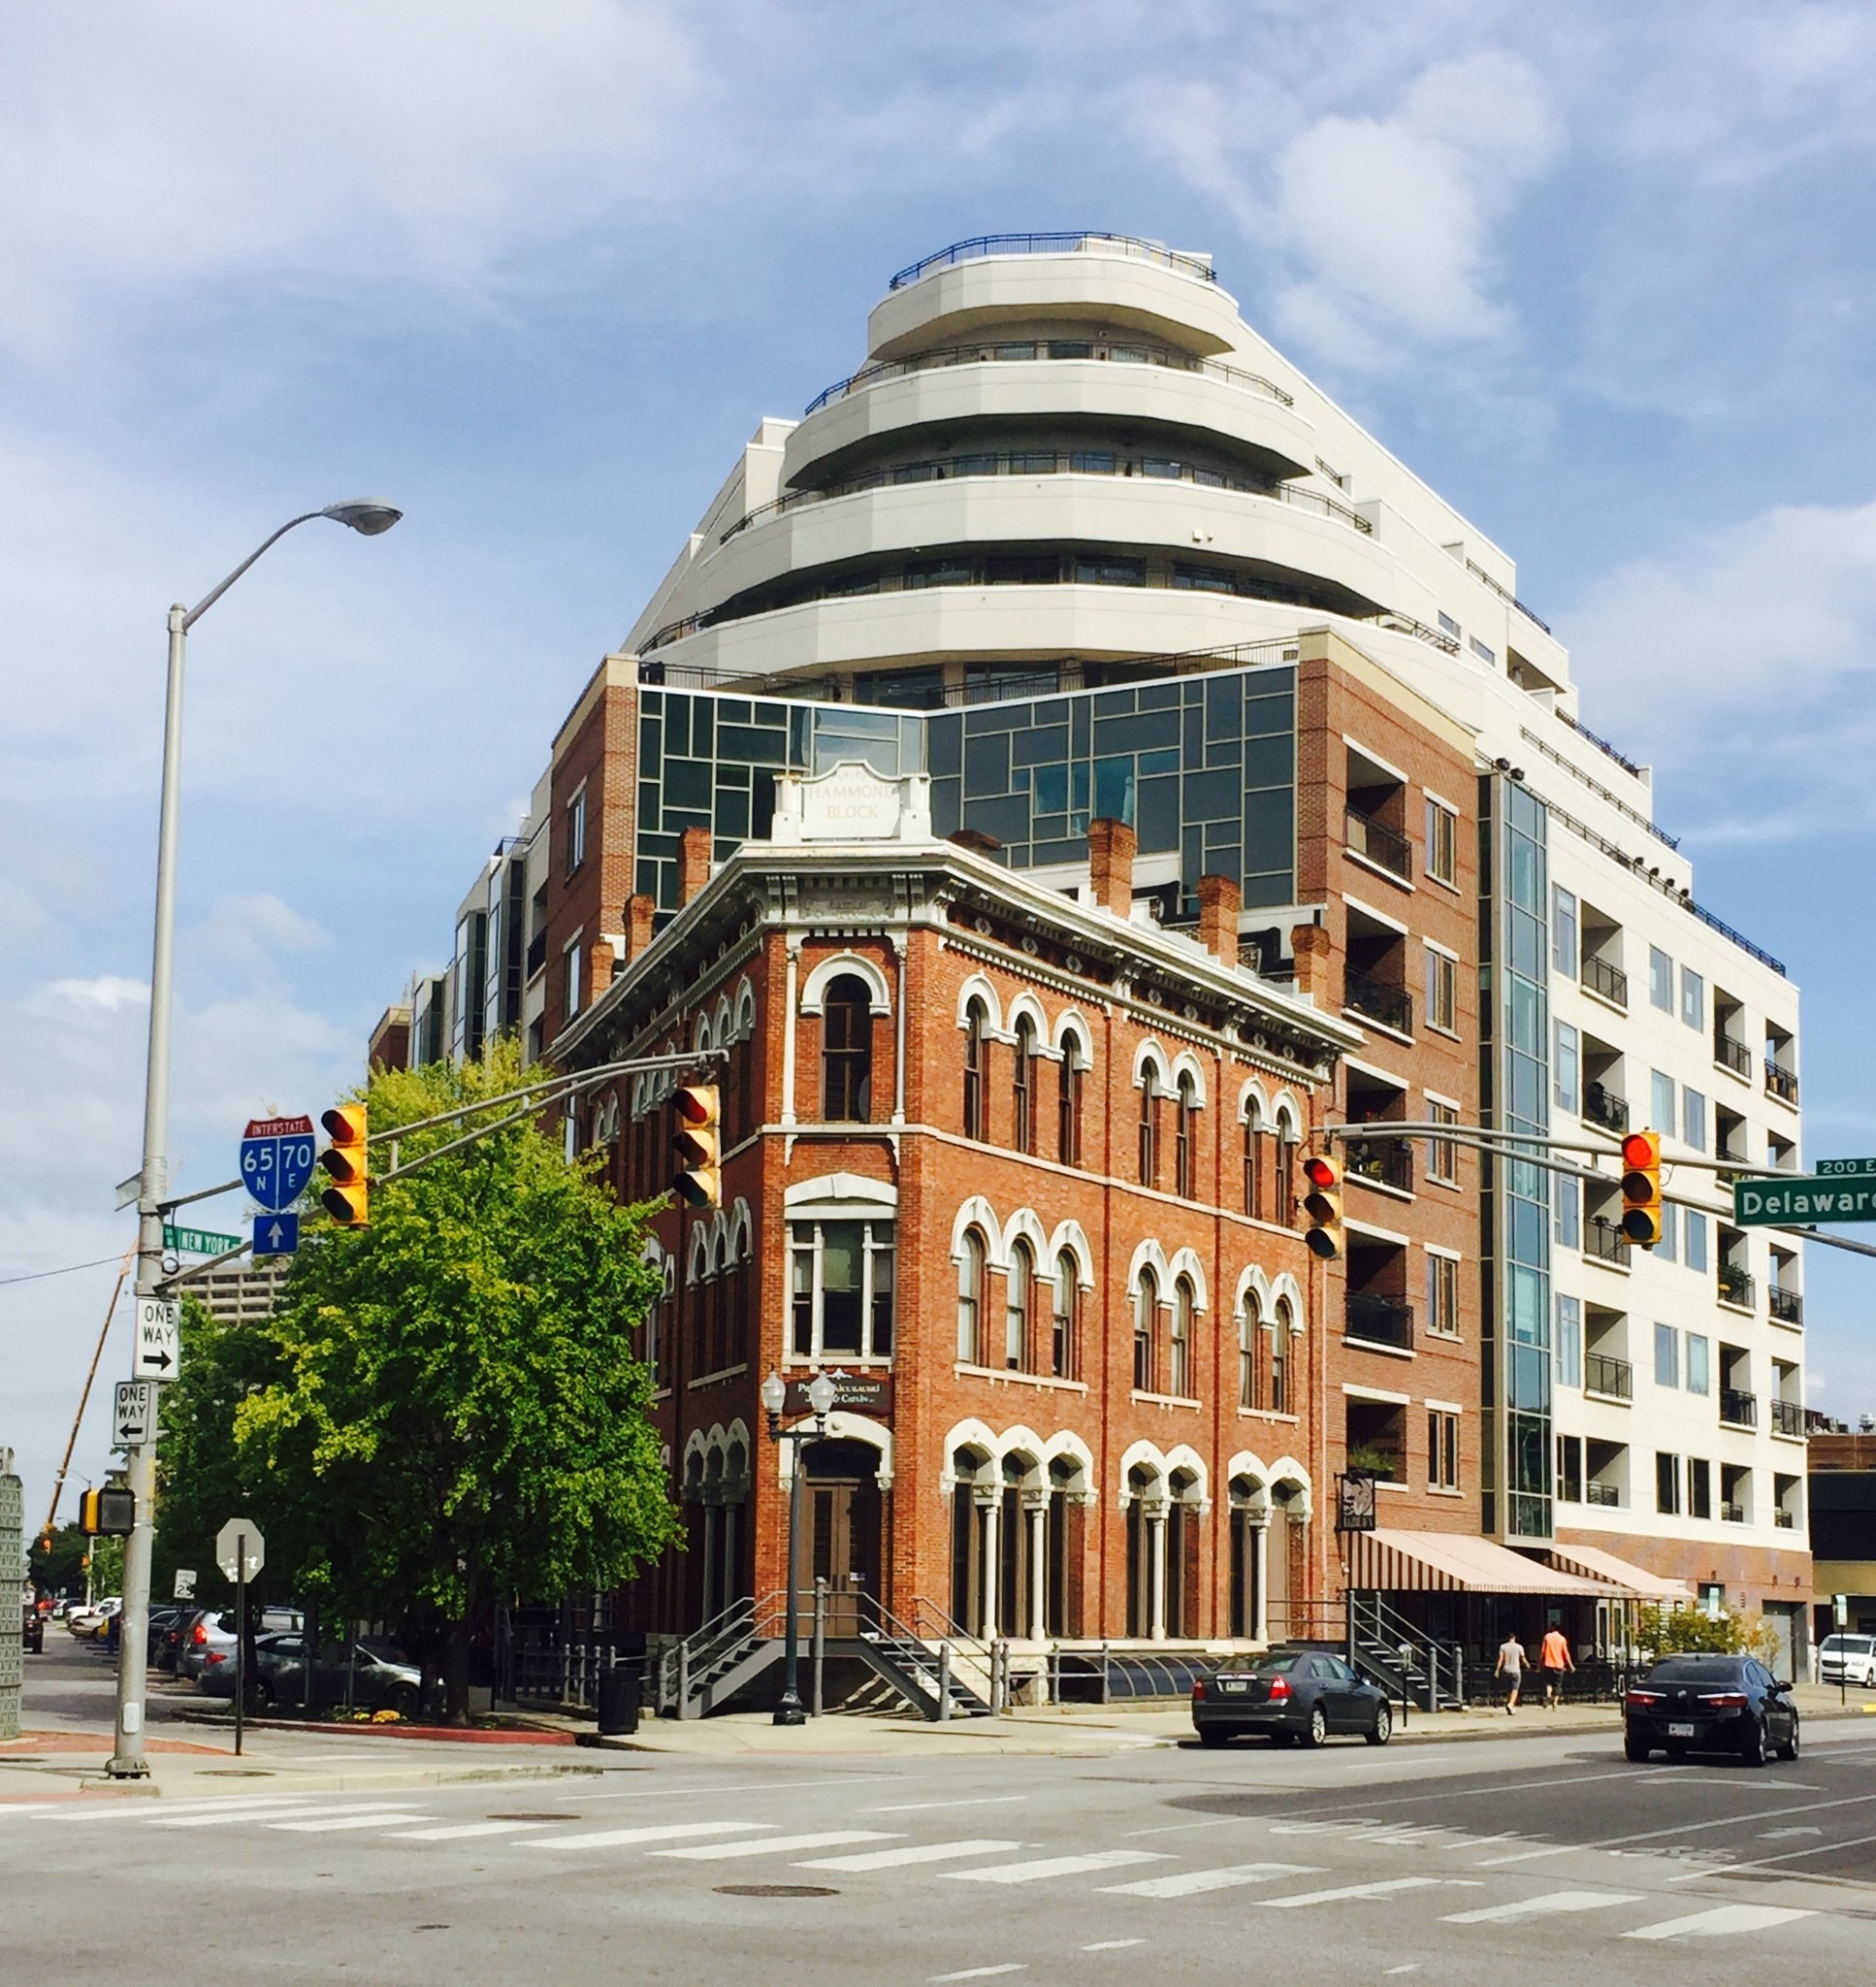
[797,1839,1024,1872]
[519,1821,771,1851]
[656,1830,900,1862]
[144,1804,354,1829]
[1442,1890,1645,1925]
[1261,1876,1443,1908]
[944,1850,1167,1886]
[1623,1905,1815,1942]
[271,1812,432,1833]
[385,1821,551,1841]
[1099,1862,1322,1899]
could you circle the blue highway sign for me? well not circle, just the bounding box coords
[241,1115,317,1214]
[252,1211,301,1258]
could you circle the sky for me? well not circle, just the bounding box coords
[7,0,1876,1524]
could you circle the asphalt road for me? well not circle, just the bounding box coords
[9,1644,1876,1985]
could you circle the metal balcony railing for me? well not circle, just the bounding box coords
[1774,1509,1796,1529]
[1344,1293,1414,1351]
[1721,1501,1746,1523]
[1343,967,1412,1036]
[1344,808,1413,881]
[1585,1352,1633,1400]
[1764,1059,1799,1104]
[1771,1398,1806,1438]
[1585,1481,1622,1508]
[1343,1136,1414,1193]
[1718,1266,1756,1310]
[1583,1081,1630,1134]
[1585,1216,1631,1265]
[1769,1287,1803,1325]
[1714,1032,1752,1078]
[889,233,1219,291]
[1720,1387,1758,1428]
[1582,955,1629,1006]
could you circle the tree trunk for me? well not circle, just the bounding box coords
[442,1614,473,1726]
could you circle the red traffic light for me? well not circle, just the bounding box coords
[1302,1154,1342,1190]
[1621,1131,1658,1171]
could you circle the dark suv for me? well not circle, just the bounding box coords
[1624,1653,1798,1766]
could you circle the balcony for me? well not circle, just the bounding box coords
[1721,1502,1746,1524]
[1344,807,1413,882]
[1583,1081,1630,1134]
[1585,1352,1633,1401]
[1720,1387,1759,1429]
[1343,967,1413,1037]
[1585,1480,1622,1509]
[1764,1059,1799,1105]
[1344,1293,1414,1352]
[1718,1265,1756,1311]
[1714,1032,1752,1079]
[1582,956,1629,1007]
[1771,1398,1806,1439]
[1774,1508,1796,1529]
[1585,1216,1631,1267]
[889,232,1220,291]
[1343,1136,1414,1194]
[1769,1287,1803,1325]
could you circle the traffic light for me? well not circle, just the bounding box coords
[1621,1130,1663,1247]
[319,1103,370,1226]
[671,1084,721,1208]
[1301,1153,1343,1260]
[80,1484,135,1537]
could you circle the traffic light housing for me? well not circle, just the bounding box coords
[80,1484,135,1537]
[671,1084,721,1208]
[319,1103,370,1226]
[1621,1130,1663,1247]
[1301,1153,1343,1260]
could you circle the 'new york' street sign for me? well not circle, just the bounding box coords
[1734,1173,1876,1226]
[164,1223,243,1256]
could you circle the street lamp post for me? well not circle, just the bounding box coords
[109,501,401,1779]
[760,1369,836,1728]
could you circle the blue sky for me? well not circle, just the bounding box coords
[7,1,1876,1516]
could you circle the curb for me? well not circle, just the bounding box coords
[164,1710,576,1745]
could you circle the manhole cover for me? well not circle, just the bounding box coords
[713,1884,839,1899]
[487,1813,565,1822]
[201,1769,275,1777]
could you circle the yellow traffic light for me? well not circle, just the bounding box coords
[1621,1130,1663,1247]
[319,1103,370,1226]
[1301,1153,1343,1260]
[672,1084,721,1208]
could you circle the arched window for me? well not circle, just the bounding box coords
[1134,1268,1158,1392]
[957,1228,986,1363]
[1051,1255,1079,1381]
[822,974,873,1122]
[1012,1017,1038,1155]
[1006,1239,1034,1371]
[1175,1073,1198,1198]
[1138,1070,1160,1188]
[1058,1035,1085,1166]
[1240,1292,1260,1409]
[1243,1103,1266,1220]
[1272,1298,1293,1414]
[1171,1276,1194,1397]
[962,1001,988,1142]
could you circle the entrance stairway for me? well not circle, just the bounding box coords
[1346,1590,1467,1713]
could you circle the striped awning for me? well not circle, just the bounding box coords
[1539,1541,1695,1603]
[1343,1527,1612,1596]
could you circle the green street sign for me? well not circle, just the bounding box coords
[1734,1176,1876,1227]
[1815,1156,1876,1180]
[164,1223,243,1256]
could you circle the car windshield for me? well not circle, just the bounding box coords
[1222,1653,1304,1676]
[1823,1636,1873,1655]
[1647,1657,1748,1684]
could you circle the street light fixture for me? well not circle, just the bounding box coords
[763,1368,836,1727]
[109,500,401,1779]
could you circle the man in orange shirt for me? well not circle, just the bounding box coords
[1537,1623,1574,1708]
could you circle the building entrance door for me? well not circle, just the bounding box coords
[806,1439,883,1634]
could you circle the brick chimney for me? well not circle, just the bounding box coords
[1197,874,1242,970]
[1087,818,1136,917]
[1290,921,1334,999]
[626,893,657,961]
[678,826,713,906]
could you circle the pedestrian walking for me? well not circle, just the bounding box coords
[1495,1630,1526,1713]
[1537,1624,1574,1708]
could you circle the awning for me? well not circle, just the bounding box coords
[1344,1527,1611,1596]
[1538,1541,1695,1604]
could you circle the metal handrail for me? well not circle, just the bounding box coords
[889,232,1217,290]
[1582,956,1629,1006]
[1585,1352,1633,1400]
[1466,558,1552,635]
[1343,966,1412,1035]
[1343,1135,1414,1192]
[1714,1032,1752,1077]
[1719,1386,1758,1427]
[1345,1292,1414,1351]
[1583,1080,1630,1133]
[1585,1216,1630,1264]
[1556,710,1642,778]
[1585,1480,1621,1508]
[1769,1287,1803,1325]
[1770,1398,1806,1436]
[1344,807,1412,880]
[1718,1267,1757,1310]
[1764,1059,1799,1104]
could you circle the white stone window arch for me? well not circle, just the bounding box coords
[1042,1429,1096,1489]
[1047,1219,1095,1289]
[997,1425,1047,1489]
[713,994,734,1044]
[1117,1438,1171,1507]
[1053,1009,1095,1068]
[799,951,892,1017]
[1272,1090,1303,1143]
[1267,1455,1313,1519]
[1125,1236,1172,1296]
[1168,1049,1208,1108]
[727,1196,754,1264]
[777,1411,894,1490]
[693,1011,714,1054]
[1001,1206,1050,1267]
[950,1194,1006,1271]
[1132,1037,1171,1092]
[1238,1076,1271,1125]
[733,976,757,1039]
[1168,1246,1209,1313]
[1163,1443,1211,1510]
[938,1419,1002,1496]
[1005,991,1053,1057]
[954,972,1004,1035]
[1271,1272,1307,1321]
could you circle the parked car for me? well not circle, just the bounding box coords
[176,1607,239,1680]
[66,1598,120,1641]
[21,1599,44,1653]
[146,1605,191,1668]
[1819,1633,1876,1688]
[1624,1653,1799,1765]
[1192,1648,1393,1748]
[195,1632,421,1715]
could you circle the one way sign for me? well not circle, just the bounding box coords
[134,1297,180,1382]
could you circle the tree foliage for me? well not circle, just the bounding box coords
[1637,1602,1780,1662]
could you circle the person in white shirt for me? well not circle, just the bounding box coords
[1495,1632,1527,1713]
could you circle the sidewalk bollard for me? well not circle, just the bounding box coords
[812,1579,826,1718]
[936,1641,951,1722]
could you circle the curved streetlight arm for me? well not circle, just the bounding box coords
[180,509,329,631]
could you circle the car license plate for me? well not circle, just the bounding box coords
[1668,1721,1696,1738]
[1221,1679,1247,1694]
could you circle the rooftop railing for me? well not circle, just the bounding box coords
[1465,558,1552,635]
[889,233,1217,290]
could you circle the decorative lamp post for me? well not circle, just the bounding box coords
[762,1368,836,1726]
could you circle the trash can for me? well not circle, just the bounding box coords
[597,1659,641,1737]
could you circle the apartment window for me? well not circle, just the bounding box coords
[1239,1297,1260,1410]
[1134,1270,1158,1391]
[1656,1200,1678,1263]
[1012,1016,1038,1156]
[1555,1021,1579,1113]
[1425,947,1458,1033]
[1425,1253,1460,1337]
[1271,1300,1292,1413]
[1698,1580,1724,1617]
[1139,1074,1161,1189]
[1174,1075,1198,1198]
[1057,1038,1085,1166]
[1681,967,1704,1030]
[1425,798,1457,886]
[1657,1451,1682,1515]
[1552,886,1578,976]
[1683,1086,1706,1152]
[1274,1131,1297,1224]
[821,975,873,1122]
[1051,1255,1080,1381]
[1170,1277,1195,1397]
[1006,1240,1033,1371]
[1651,1069,1676,1134]
[1689,1458,1712,1520]
[1470,635,1496,664]
[961,1000,988,1141]
[1244,1106,1268,1218]
[956,1228,986,1363]
[1557,1434,1584,1503]
[1686,1333,1710,1396]
[1429,1410,1460,1490]
[1686,1210,1709,1273]
[563,939,583,1024]
[1426,1101,1459,1185]
[1555,1293,1583,1388]
[790,1219,893,1359]
[1438,609,1461,638]
[565,785,587,876]
[1649,947,1674,1012]
[1555,1171,1580,1250]
[1655,1322,1680,1389]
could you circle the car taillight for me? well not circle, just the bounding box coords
[1698,1692,1749,1709]
[205,1650,225,1665]
[1268,1676,1291,1701]
[1192,1679,1206,1701]
[191,1623,207,1645]
[1625,1689,1663,1707]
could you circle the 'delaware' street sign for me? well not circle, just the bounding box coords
[1734,1170,1876,1226]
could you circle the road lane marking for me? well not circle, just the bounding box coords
[520,1821,771,1850]
[1624,1905,1814,1941]
[930,1969,1026,1982]
[656,1830,899,1861]
[271,1812,431,1833]
[797,1840,1023,1872]
[568,1774,906,1804]
[1261,1876,1444,1908]
[1441,1889,1645,1925]
[944,1850,1167,1885]
[385,1821,550,1841]
[1082,1941,1145,1952]
[869,1797,1027,1814]
[1668,1826,1876,1880]
[1124,1817,1243,1838]
[1099,1862,1322,1898]
[1475,1788,1876,1866]
[145,1802,389,1829]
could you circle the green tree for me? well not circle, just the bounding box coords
[1637,1602,1780,1663]
[229,1043,676,1721]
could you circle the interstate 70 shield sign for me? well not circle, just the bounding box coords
[241,1115,317,1214]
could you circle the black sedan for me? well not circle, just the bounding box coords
[1623,1653,1799,1766]
[1192,1648,1393,1748]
